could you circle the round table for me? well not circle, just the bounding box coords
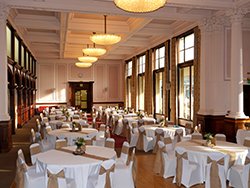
[48,128,98,146]
[142,125,186,139]
[175,140,248,181]
[36,145,116,188]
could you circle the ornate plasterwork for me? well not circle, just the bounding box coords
[226,7,249,23]
[199,16,226,33]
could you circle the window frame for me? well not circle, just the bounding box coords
[177,30,195,121]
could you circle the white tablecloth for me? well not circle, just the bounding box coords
[48,128,98,146]
[142,125,186,139]
[36,146,116,188]
[175,140,248,181]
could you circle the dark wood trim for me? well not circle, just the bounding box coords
[36,102,67,105]
[0,120,12,153]
[224,117,250,143]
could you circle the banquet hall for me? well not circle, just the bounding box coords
[0,0,250,187]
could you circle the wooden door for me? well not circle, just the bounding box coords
[69,82,93,113]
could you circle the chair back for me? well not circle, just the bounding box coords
[215,134,226,141]
[120,141,130,164]
[98,159,115,188]
[99,124,106,132]
[243,137,250,147]
[191,132,203,140]
[55,139,67,149]
[105,138,115,149]
[31,128,36,143]
[30,143,41,165]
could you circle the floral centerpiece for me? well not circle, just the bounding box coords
[204,133,215,146]
[74,137,85,154]
[137,110,144,119]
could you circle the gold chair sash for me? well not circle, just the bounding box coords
[47,169,65,188]
[191,134,203,140]
[153,144,167,176]
[136,129,146,151]
[55,140,67,149]
[15,162,28,188]
[175,131,183,143]
[207,157,224,188]
[243,139,250,147]
[126,147,135,166]
[30,146,41,156]
[99,164,115,188]
[153,131,164,153]
[175,151,188,187]
[105,140,115,149]
[85,139,93,145]
[245,156,250,165]
[163,137,172,145]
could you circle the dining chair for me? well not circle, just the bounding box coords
[16,149,45,188]
[191,132,203,140]
[95,124,106,146]
[105,138,115,149]
[153,128,164,153]
[153,140,176,178]
[129,127,139,147]
[185,122,193,135]
[47,169,76,188]
[29,143,41,165]
[55,138,67,149]
[116,141,130,165]
[61,123,70,129]
[30,128,36,143]
[229,156,250,188]
[205,155,227,188]
[174,151,202,187]
[113,148,135,188]
[96,159,116,188]
[215,133,226,141]
[137,126,154,152]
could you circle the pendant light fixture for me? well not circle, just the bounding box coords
[114,0,167,13]
[82,43,107,57]
[77,53,98,63]
[90,15,121,45]
[75,62,93,68]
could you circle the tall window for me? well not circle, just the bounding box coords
[178,32,194,120]
[154,45,165,114]
[137,55,145,110]
[6,26,11,58]
[126,60,132,107]
[14,36,19,63]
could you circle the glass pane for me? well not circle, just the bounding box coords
[81,90,87,100]
[155,59,159,70]
[14,36,19,63]
[179,37,184,51]
[127,78,131,107]
[179,67,190,119]
[138,75,145,110]
[81,102,87,109]
[155,72,163,114]
[191,66,194,120]
[159,46,165,58]
[6,26,11,58]
[155,49,159,60]
[75,91,80,106]
[185,47,194,61]
[26,52,29,69]
[21,45,25,67]
[179,51,184,63]
[159,57,165,68]
[185,33,194,49]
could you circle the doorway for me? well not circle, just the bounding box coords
[68,82,94,113]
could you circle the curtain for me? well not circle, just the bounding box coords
[170,38,177,123]
[163,41,170,119]
[193,27,201,126]
[131,57,137,110]
[144,50,153,114]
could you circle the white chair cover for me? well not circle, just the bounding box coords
[215,134,226,141]
[138,126,154,152]
[129,128,139,147]
[29,143,41,165]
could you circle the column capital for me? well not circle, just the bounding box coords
[0,2,10,21]
[227,8,248,23]
[199,16,226,33]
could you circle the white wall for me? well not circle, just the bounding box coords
[36,59,124,104]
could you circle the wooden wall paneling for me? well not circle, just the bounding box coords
[69,64,93,81]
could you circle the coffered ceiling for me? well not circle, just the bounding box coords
[5,0,250,61]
